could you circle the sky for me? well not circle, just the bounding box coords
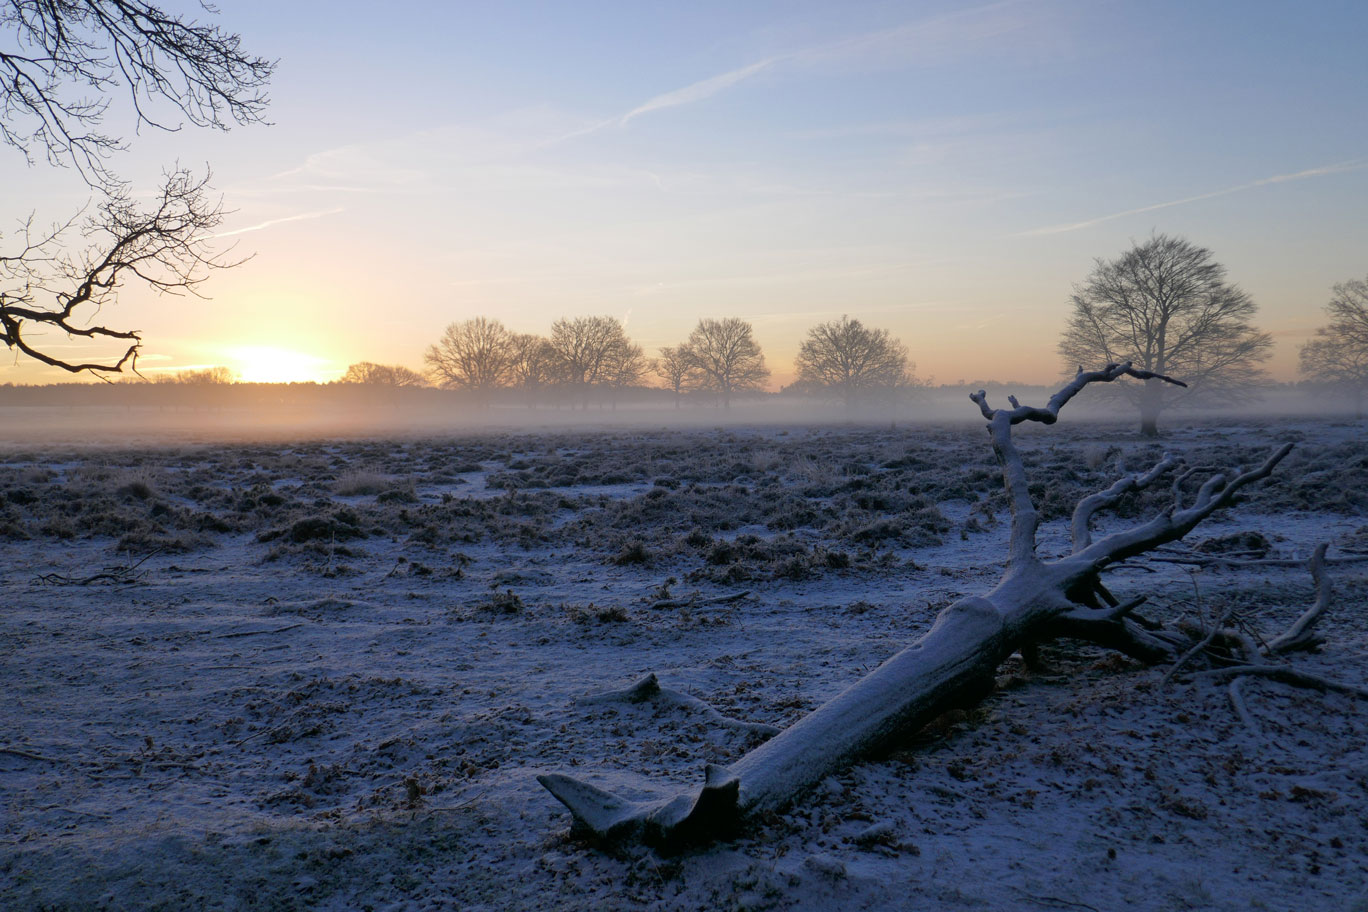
[3,0,1366,387]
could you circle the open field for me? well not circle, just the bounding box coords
[2,418,1366,911]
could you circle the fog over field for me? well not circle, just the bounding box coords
[0,383,1361,447]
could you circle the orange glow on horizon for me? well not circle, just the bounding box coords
[227,346,334,384]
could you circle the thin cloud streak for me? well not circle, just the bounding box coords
[610,0,1033,130]
[212,207,345,239]
[620,57,782,125]
[1020,157,1368,236]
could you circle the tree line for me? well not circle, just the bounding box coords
[330,235,1368,430]
[405,314,916,411]
[1,7,1364,434]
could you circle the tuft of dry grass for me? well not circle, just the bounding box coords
[334,472,390,496]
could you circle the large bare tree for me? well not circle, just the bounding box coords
[686,317,769,408]
[653,344,700,408]
[547,315,633,409]
[1300,276,1368,417]
[0,0,272,375]
[794,315,913,410]
[1058,234,1271,436]
[508,332,557,408]
[424,317,515,402]
[601,335,646,410]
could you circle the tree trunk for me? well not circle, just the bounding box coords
[1139,377,1163,437]
[539,362,1282,851]
[541,587,1043,847]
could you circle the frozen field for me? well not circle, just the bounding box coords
[1,417,1365,911]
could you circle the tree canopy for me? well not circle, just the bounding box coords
[1300,276,1368,416]
[341,362,427,387]
[1058,234,1271,436]
[685,317,769,408]
[424,317,515,399]
[794,315,912,409]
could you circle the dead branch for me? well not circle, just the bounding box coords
[1195,665,1368,699]
[651,590,751,610]
[1228,678,1258,733]
[580,673,779,737]
[0,746,61,764]
[33,547,162,585]
[214,623,305,640]
[1071,454,1180,551]
[1148,549,1368,569]
[538,363,1294,849]
[1160,608,1236,689]
[1264,543,1331,655]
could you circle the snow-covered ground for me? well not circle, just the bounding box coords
[1,418,1365,911]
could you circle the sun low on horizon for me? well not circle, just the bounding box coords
[226,346,336,384]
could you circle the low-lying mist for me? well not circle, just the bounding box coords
[0,382,1358,446]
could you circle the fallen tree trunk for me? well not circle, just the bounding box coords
[539,362,1295,850]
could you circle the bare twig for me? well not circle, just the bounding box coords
[1196,665,1368,699]
[0,746,62,764]
[651,590,751,610]
[34,547,163,585]
[1160,608,1236,689]
[1228,678,1259,733]
[214,623,304,640]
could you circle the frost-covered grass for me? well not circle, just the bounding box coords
[0,419,1365,911]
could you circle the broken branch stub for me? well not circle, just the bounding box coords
[538,362,1290,850]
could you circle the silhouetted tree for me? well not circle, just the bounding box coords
[154,366,237,385]
[686,317,769,408]
[340,362,427,387]
[1300,276,1368,417]
[2,170,234,374]
[602,337,647,409]
[548,315,632,409]
[653,345,701,408]
[505,333,555,407]
[1059,234,1271,436]
[424,317,515,402]
[0,1,272,374]
[795,315,913,410]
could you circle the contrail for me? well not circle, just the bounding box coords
[212,207,345,239]
[1020,157,1368,236]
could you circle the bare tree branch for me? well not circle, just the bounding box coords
[1,167,229,374]
[0,0,274,187]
